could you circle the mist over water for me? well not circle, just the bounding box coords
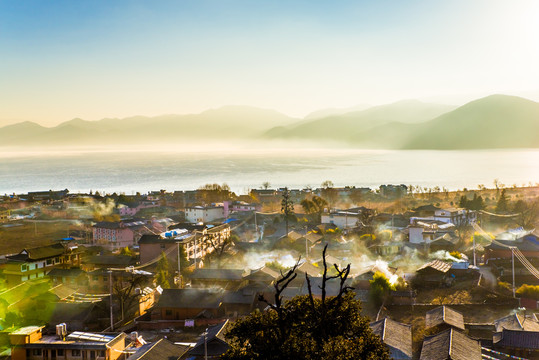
[1,148,538,194]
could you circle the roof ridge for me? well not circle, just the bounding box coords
[382,318,387,341]
[515,313,524,329]
[138,338,162,360]
[448,328,453,357]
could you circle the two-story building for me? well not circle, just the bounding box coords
[9,326,126,360]
[92,220,156,250]
[2,243,82,285]
[184,205,225,223]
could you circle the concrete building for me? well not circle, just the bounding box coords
[9,326,126,360]
[185,205,225,223]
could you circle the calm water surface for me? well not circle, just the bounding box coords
[1,149,538,194]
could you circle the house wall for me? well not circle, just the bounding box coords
[139,243,177,265]
[185,207,225,223]
[93,227,135,249]
[154,307,221,321]
[3,254,80,286]
[409,227,424,244]
[321,214,360,229]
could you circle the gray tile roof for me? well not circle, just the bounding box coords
[425,306,465,330]
[493,329,539,350]
[416,259,452,274]
[494,313,539,332]
[127,338,189,360]
[420,328,481,360]
[191,268,245,281]
[156,288,224,309]
[370,318,412,358]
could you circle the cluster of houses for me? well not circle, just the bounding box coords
[372,305,539,359]
[2,188,539,359]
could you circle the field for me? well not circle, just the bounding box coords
[0,221,86,255]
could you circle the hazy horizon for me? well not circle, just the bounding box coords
[2,1,539,126]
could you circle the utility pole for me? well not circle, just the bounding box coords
[512,248,516,298]
[194,237,197,269]
[254,211,258,241]
[204,329,208,360]
[177,242,182,288]
[108,269,114,330]
[473,234,476,267]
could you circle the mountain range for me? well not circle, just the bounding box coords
[2,94,539,149]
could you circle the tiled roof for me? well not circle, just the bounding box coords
[296,261,322,277]
[416,259,452,274]
[127,338,189,360]
[8,243,66,261]
[370,318,412,358]
[83,255,136,266]
[47,268,86,277]
[494,313,539,332]
[420,328,481,360]
[493,329,539,350]
[189,320,229,357]
[156,288,224,309]
[425,306,465,330]
[243,266,279,282]
[191,268,245,281]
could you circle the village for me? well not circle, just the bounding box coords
[0,183,539,360]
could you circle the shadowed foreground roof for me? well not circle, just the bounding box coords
[425,306,465,330]
[156,288,224,309]
[127,338,189,360]
[493,329,539,350]
[189,320,230,357]
[370,318,412,358]
[420,328,481,360]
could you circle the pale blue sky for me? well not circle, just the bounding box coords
[1,0,538,125]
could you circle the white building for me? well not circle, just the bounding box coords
[185,205,225,223]
[321,208,364,229]
[433,208,476,225]
[408,220,455,244]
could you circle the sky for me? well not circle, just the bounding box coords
[1,0,539,126]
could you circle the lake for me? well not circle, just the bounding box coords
[1,148,538,194]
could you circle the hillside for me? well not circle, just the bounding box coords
[0,106,298,147]
[400,95,539,149]
[263,100,456,141]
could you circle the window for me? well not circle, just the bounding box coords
[26,349,30,357]
[72,349,81,356]
[58,349,64,356]
[160,244,166,249]
[90,350,96,359]
[99,351,105,358]
[21,264,28,272]
[165,310,172,316]
[47,259,52,265]
[32,349,42,356]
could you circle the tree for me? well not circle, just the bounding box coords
[281,187,294,236]
[495,189,509,213]
[155,252,172,288]
[369,271,395,308]
[222,246,389,360]
[262,182,271,190]
[205,234,237,268]
[320,180,338,208]
[119,247,134,257]
[113,271,148,320]
[513,198,539,228]
[300,195,328,223]
[196,183,234,203]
